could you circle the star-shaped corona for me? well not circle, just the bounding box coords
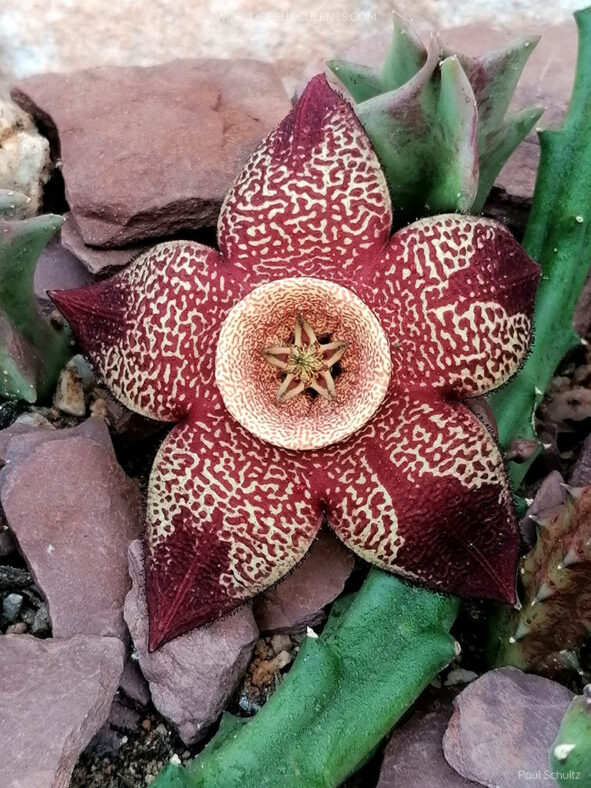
[51,75,541,651]
[263,313,348,403]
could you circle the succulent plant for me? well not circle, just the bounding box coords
[549,686,591,786]
[52,75,538,650]
[152,572,459,788]
[490,8,591,484]
[328,13,543,226]
[487,484,591,674]
[0,189,30,218]
[0,212,71,402]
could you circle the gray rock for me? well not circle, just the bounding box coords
[0,419,142,640]
[2,592,23,622]
[254,529,355,633]
[442,667,574,787]
[12,59,290,247]
[124,539,258,744]
[0,633,124,788]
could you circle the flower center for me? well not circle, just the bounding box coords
[215,277,391,451]
[263,313,348,402]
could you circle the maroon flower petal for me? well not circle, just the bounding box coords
[146,401,322,650]
[51,241,240,421]
[372,215,540,397]
[319,391,519,603]
[218,74,392,284]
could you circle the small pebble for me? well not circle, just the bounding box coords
[270,633,292,654]
[2,592,23,622]
[6,621,27,634]
[31,605,50,635]
[142,718,151,731]
[156,723,168,737]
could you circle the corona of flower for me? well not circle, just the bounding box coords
[52,76,540,650]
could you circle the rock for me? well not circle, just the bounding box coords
[0,418,142,639]
[570,433,591,487]
[12,60,290,247]
[0,565,30,591]
[124,539,258,744]
[31,603,50,635]
[0,98,50,215]
[60,212,148,275]
[254,530,355,633]
[378,699,477,787]
[546,386,591,424]
[0,633,124,788]
[53,359,87,416]
[85,723,122,758]
[118,656,151,706]
[0,412,54,461]
[2,592,23,622]
[520,470,567,546]
[444,668,479,687]
[109,699,140,731]
[34,233,92,307]
[0,527,15,555]
[442,667,574,787]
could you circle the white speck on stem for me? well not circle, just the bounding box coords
[553,743,575,762]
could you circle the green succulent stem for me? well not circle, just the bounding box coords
[152,572,459,788]
[489,7,591,487]
[549,689,591,786]
[0,213,72,401]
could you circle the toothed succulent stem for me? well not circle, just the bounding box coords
[152,573,459,788]
[487,484,591,673]
[489,7,591,486]
[0,213,72,401]
[328,14,541,226]
[549,686,591,786]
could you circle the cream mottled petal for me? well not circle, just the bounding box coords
[217,74,392,285]
[371,214,540,397]
[318,390,519,603]
[145,397,322,650]
[52,241,241,421]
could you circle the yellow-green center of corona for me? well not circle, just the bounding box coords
[262,313,348,403]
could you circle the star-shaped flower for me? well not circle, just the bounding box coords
[52,75,540,650]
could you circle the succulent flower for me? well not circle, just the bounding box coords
[52,75,539,650]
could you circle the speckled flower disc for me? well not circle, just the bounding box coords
[215,277,391,450]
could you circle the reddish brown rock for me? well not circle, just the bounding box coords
[60,212,147,275]
[443,667,573,787]
[0,419,142,639]
[124,540,258,744]
[11,59,290,247]
[254,529,355,633]
[0,634,124,788]
[378,702,477,787]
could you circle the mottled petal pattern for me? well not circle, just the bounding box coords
[51,242,240,421]
[319,391,519,602]
[217,74,392,284]
[373,215,540,397]
[146,397,322,650]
